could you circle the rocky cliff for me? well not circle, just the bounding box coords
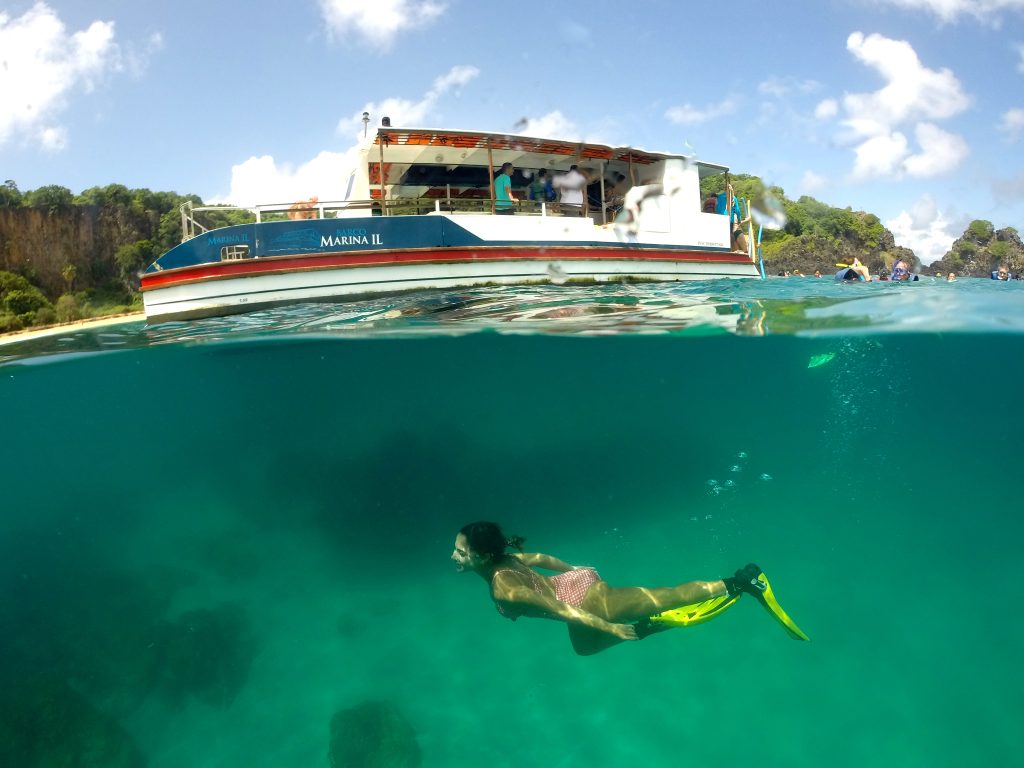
[0,205,161,298]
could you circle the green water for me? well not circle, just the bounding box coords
[2,284,1023,767]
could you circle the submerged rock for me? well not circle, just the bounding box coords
[149,602,256,709]
[329,701,421,768]
[0,674,146,768]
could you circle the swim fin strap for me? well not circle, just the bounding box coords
[645,570,810,641]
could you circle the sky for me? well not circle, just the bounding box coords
[2,0,1023,264]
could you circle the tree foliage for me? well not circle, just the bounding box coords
[0,270,53,331]
[1,180,23,208]
[115,240,159,291]
[24,185,74,213]
[967,219,994,241]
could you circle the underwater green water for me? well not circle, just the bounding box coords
[2,282,1023,767]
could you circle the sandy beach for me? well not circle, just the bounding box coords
[0,312,146,346]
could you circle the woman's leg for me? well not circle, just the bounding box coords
[582,579,726,624]
[567,625,624,656]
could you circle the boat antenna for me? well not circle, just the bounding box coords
[362,112,370,137]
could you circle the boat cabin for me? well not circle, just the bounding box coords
[338,126,732,225]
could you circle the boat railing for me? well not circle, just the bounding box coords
[178,196,596,242]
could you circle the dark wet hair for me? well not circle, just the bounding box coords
[459,521,525,562]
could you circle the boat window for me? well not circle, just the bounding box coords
[221,245,250,261]
[395,163,491,189]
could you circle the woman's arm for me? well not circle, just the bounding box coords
[514,552,574,572]
[492,572,637,640]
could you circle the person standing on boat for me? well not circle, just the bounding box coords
[494,162,517,215]
[553,165,589,216]
[452,521,808,656]
[528,169,555,208]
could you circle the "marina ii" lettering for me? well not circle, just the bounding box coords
[321,228,382,247]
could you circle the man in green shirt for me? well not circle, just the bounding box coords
[495,162,517,215]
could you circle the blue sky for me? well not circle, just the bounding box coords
[2,0,1023,263]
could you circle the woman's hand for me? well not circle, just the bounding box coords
[607,623,638,641]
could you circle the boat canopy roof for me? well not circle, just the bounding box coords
[370,127,729,177]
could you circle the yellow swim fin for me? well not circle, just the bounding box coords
[647,592,741,628]
[638,567,810,642]
[747,569,810,641]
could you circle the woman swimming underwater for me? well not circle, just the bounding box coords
[452,521,808,656]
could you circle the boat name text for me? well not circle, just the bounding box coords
[208,234,250,245]
[321,228,382,247]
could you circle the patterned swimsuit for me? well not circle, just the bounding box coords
[493,567,602,620]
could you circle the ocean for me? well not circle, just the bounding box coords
[2,277,1022,767]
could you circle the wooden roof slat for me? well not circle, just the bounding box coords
[368,127,721,170]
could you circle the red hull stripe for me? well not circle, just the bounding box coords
[141,247,749,290]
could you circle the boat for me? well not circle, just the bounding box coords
[141,124,763,322]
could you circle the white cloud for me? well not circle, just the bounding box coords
[903,122,970,176]
[513,111,579,140]
[886,195,959,265]
[0,2,123,149]
[665,97,738,125]
[1016,43,1024,73]
[1000,107,1024,140]
[216,148,362,208]
[815,99,838,119]
[338,64,479,133]
[319,0,445,49]
[844,32,970,128]
[758,76,820,98]
[852,131,908,178]
[219,65,479,206]
[798,170,829,194]
[835,32,971,180]
[123,31,164,78]
[870,0,1024,24]
[39,125,67,152]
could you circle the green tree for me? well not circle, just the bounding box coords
[990,241,1011,261]
[55,293,87,323]
[24,185,74,213]
[967,219,994,242]
[0,179,23,208]
[115,240,158,291]
[61,263,77,293]
[0,270,52,327]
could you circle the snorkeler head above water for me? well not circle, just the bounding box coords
[452,521,809,656]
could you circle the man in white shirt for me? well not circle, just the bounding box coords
[552,165,589,216]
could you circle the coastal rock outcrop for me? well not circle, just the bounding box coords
[930,221,1023,276]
